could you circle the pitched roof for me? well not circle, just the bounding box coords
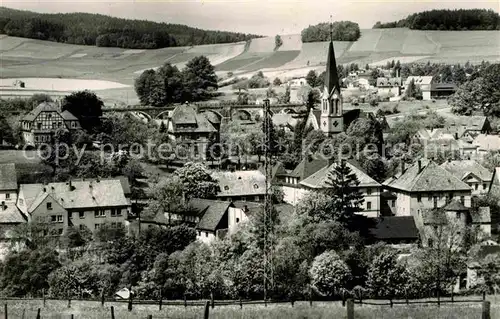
[258,162,287,182]
[383,159,472,192]
[170,104,217,133]
[213,170,266,197]
[193,199,232,231]
[377,77,402,87]
[368,216,419,240]
[289,155,330,180]
[0,204,26,223]
[473,134,500,151]
[405,76,433,86]
[440,160,492,183]
[60,110,79,121]
[442,199,469,211]
[0,163,17,191]
[300,160,380,189]
[22,179,129,212]
[22,102,60,121]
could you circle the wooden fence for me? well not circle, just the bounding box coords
[0,293,494,319]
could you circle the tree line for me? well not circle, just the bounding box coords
[0,7,261,49]
[135,56,218,106]
[373,9,500,30]
[301,21,361,42]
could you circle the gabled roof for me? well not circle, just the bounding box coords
[473,134,500,151]
[22,179,129,213]
[0,204,26,224]
[300,159,380,189]
[289,155,330,180]
[383,159,471,192]
[212,170,266,197]
[368,216,419,240]
[377,77,402,87]
[442,199,469,211]
[193,199,232,231]
[0,163,17,191]
[440,160,492,183]
[22,102,60,122]
[60,110,79,121]
[258,162,287,182]
[170,104,217,133]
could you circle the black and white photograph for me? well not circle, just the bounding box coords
[0,0,499,318]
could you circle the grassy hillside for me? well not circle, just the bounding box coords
[0,28,498,105]
[0,7,261,49]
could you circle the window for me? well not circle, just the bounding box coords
[460,196,465,205]
[57,215,63,223]
[224,185,229,191]
[111,209,122,217]
[52,122,56,129]
[483,184,487,190]
[95,210,106,218]
[79,211,85,219]
[19,198,24,205]
[367,201,372,210]
[95,224,100,230]
[58,228,63,235]
[198,231,201,236]
[417,194,422,202]
[366,188,372,196]
[475,184,478,190]
[428,238,433,247]
[71,122,76,128]
[241,197,246,202]
[391,200,395,208]
[456,212,461,219]
[51,215,57,222]
[205,232,208,237]
[37,123,42,129]
[5,193,10,200]
[47,202,52,210]
[58,122,62,128]
[433,197,438,208]
[255,196,260,201]
[236,218,240,223]
[79,225,85,231]
[428,194,432,201]
[448,192,453,201]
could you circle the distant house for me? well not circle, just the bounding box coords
[405,76,433,100]
[431,83,457,99]
[212,170,266,202]
[442,115,491,139]
[16,179,131,236]
[20,102,81,146]
[376,77,402,97]
[359,216,419,245]
[0,163,17,205]
[288,77,307,87]
[473,134,500,155]
[440,160,492,196]
[271,113,300,132]
[164,104,220,161]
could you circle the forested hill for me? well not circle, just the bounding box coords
[0,7,262,49]
[373,9,499,30]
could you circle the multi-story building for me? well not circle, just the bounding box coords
[440,160,492,196]
[164,104,220,161]
[20,102,81,145]
[212,170,266,202]
[383,159,473,218]
[0,163,25,240]
[376,77,402,97]
[299,160,382,217]
[17,179,130,235]
[404,76,433,100]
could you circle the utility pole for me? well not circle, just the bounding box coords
[262,98,274,302]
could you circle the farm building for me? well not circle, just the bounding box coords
[405,76,433,100]
[20,102,81,146]
[431,83,457,99]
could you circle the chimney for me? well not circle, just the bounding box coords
[418,159,422,172]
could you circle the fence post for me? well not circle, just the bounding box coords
[451,289,454,303]
[483,291,486,301]
[43,288,46,307]
[342,290,346,307]
[36,308,41,319]
[101,289,105,307]
[405,289,409,305]
[71,315,74,319]
[482,301,491,319]
[128,286,133,312]
[390,298,393,308]
[211,291,214,309]
[291,296,294,307]
[437,290,440,307]
[184,294,187,308]
[110,306,115,319]
[204,301,210,319]
[359,290,363,306]
[21,309,25,319]
[4,304,7,319]
[239,297,242,309]
[346,299,354,319]
[68,298,71,308]
[159,289,162,311]
[309,285,313,307]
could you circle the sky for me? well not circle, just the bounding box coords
[2,0,499,36]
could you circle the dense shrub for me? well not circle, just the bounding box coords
[301,21,361,42]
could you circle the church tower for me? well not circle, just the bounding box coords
[320,23,343,136]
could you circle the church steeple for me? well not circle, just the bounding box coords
[320,17,344,136]
[324,23,341,97]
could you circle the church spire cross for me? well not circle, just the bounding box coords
[330,15,333,42]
